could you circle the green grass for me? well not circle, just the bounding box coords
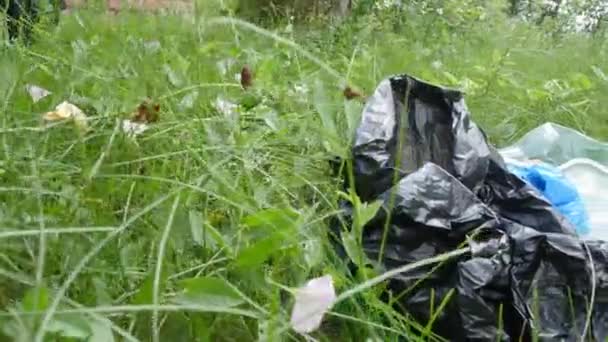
[0,4,607,341]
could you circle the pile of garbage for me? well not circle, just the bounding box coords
[331,74,608,340]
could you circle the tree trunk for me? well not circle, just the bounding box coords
[332,0,351,18]
[508,0,520,16]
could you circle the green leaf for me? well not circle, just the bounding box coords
[166,208,192,253]
[120,240,147,270]
[442,71,459,85]
[460,78,481,95]
[240,93,262,110]
[313,79,337,135]
[591,65,608,82]
[0,316,22,341]
[88,317,116,342]
[571,73,593,90]
[205,221,231,253]
[131,275,155,305]
[343,99,363,142]
[159,313,192,342]
[235,234,283,268]
[303,238,323,269]
[191,315,214,342]
[93,277,112,306]
[526,88,550,102]
[492,49,502,64]
[188,210,204,246]
[22,286,49,312]
[357,200,383,229]
[46,314,92,339]
[242,207,300,232]
[341,231,370,267]
[174,277,244,308]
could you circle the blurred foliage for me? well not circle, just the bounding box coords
[233,0,338,22]
[0,0,607,340]
[229,0,607,34]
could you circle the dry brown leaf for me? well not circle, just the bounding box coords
[121,99,161,139]
[130,100,160,124]
[240,65,253,90]
[343,86,363,100]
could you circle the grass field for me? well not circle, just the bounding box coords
[1,4,607,341]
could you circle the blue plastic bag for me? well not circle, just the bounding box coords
[507,161,590,236]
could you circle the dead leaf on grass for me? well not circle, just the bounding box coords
[130,100,160,124]
[121,99,161,138]
[343,86,363,100]
[241,65,253,90]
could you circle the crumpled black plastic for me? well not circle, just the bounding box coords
[330,74,608,341]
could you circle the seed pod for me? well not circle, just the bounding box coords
[241,65,253,90]
[343,86,362,100]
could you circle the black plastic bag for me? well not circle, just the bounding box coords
[331,74,608,341]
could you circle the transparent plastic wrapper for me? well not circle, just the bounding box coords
[560,159,608,241]
[506,160,590,236]
[499,122,608,166]
[330,74,607,341]
[500,123,608,241]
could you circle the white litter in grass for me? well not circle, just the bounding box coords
[26,84,51,103]
[216,58,236,76]
[143,40,161,53]
[43,101,89,132]
[431,60,443,70]
[290,275,336,334]
[213,97,239,118]
[293,83,309,96]
[559,159,608,241]
[287,83,310,103]
[121,120,149,138]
